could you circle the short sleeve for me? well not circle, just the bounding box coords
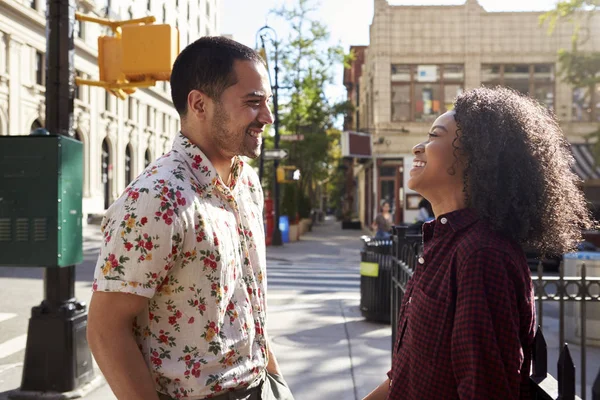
[92,185,185,298]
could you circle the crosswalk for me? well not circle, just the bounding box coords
[267,259,361,293]
[0,257,362,376]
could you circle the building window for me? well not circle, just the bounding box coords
[105,92,111,112]
[391,64,464,122]
[125,144,133,185]
[128,97,135,120]
[206,0,210,18]
[573,84,600,122]
[128,8,134,19]
[147,105,152,127]
[162,4,167,23]
[145,148,152,167]
[75,18,84,39]
[74,70,84,100]
[35,51,44,85]
[481,63,555,110]
[147,0,152,12]
[30,0,36,9]
[163,114,168,133]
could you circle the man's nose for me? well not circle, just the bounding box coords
[259,104,274,125]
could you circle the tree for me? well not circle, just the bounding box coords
[541,1,600,151]
[268,0,352,215]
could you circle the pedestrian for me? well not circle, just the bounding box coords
[416,198,434,223]
[371,200,393,239]
[87,36,294,400]
[363,86,594,400]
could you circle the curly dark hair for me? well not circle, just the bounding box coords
[453,86,595,256]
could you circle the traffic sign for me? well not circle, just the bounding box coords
[263,149,289,160]
[280,134,304,142]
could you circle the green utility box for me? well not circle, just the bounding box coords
[0,135,83,267]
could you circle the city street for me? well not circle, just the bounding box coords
[0,218,598,399]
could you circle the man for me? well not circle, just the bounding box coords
[88,36,290,400]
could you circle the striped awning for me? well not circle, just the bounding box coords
[570,143,600,180]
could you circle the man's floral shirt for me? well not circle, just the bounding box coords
[92,133,268,399]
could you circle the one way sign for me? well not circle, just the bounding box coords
[263,149,288,160]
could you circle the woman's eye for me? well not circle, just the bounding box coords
[428,132,438,138]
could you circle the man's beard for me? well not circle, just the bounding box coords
[212,103,261,159]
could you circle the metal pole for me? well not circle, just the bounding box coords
[271,40,283,246]
[19,0,94,394]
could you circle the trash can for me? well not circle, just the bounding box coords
[563,251,600,347]
[360,237,393,323]
[279,216,290,243]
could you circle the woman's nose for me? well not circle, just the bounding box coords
[412,142,425,155]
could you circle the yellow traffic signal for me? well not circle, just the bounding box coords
[277,166,301,183]
[121,24,179,82]
[98,36,124,83]
[74,13,180,99]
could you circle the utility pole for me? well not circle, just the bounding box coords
[258,26,283,246]
[17,0,95,395]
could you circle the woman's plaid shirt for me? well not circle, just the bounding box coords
[387,209,535,400]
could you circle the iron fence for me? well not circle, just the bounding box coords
[361,225,600,400]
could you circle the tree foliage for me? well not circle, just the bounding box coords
[540,1,600,142]
[262,0,351,214]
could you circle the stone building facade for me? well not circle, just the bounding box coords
[0,0,220,219]
[347,0,600,229]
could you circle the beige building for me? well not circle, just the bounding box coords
[0,0,220,220]
[347,0,600,229]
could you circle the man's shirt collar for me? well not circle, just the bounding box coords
[172,132,244,192]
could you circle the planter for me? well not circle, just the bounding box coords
[289,224,299,242]
[300,218,312,235]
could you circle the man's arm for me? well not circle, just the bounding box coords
[362,379,390,400]
[88,291,160,400]
[265,335,282,376]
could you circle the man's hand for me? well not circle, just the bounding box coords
[88,291,160,400]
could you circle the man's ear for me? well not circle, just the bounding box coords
[187,90,209,121]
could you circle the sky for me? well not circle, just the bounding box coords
[220,0,560,110]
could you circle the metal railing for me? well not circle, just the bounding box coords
[382,225,600,400]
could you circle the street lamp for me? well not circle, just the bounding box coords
[256,25,283,246]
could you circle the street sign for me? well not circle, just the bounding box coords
[263,149,289,160]
[280,134,304,142]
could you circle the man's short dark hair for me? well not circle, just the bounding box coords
[170,36,264,116]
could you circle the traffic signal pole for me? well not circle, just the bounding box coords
[257,26,283,246]
[12,0,96,396]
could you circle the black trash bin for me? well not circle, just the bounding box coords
[359,237,393,323]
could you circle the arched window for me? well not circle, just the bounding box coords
[101,139,112,209]
[144,148,152,168]
[30,119,43,133]
[125,144,133,186]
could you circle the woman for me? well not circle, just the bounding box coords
[364,87,594,400]
[371,200,393,239]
